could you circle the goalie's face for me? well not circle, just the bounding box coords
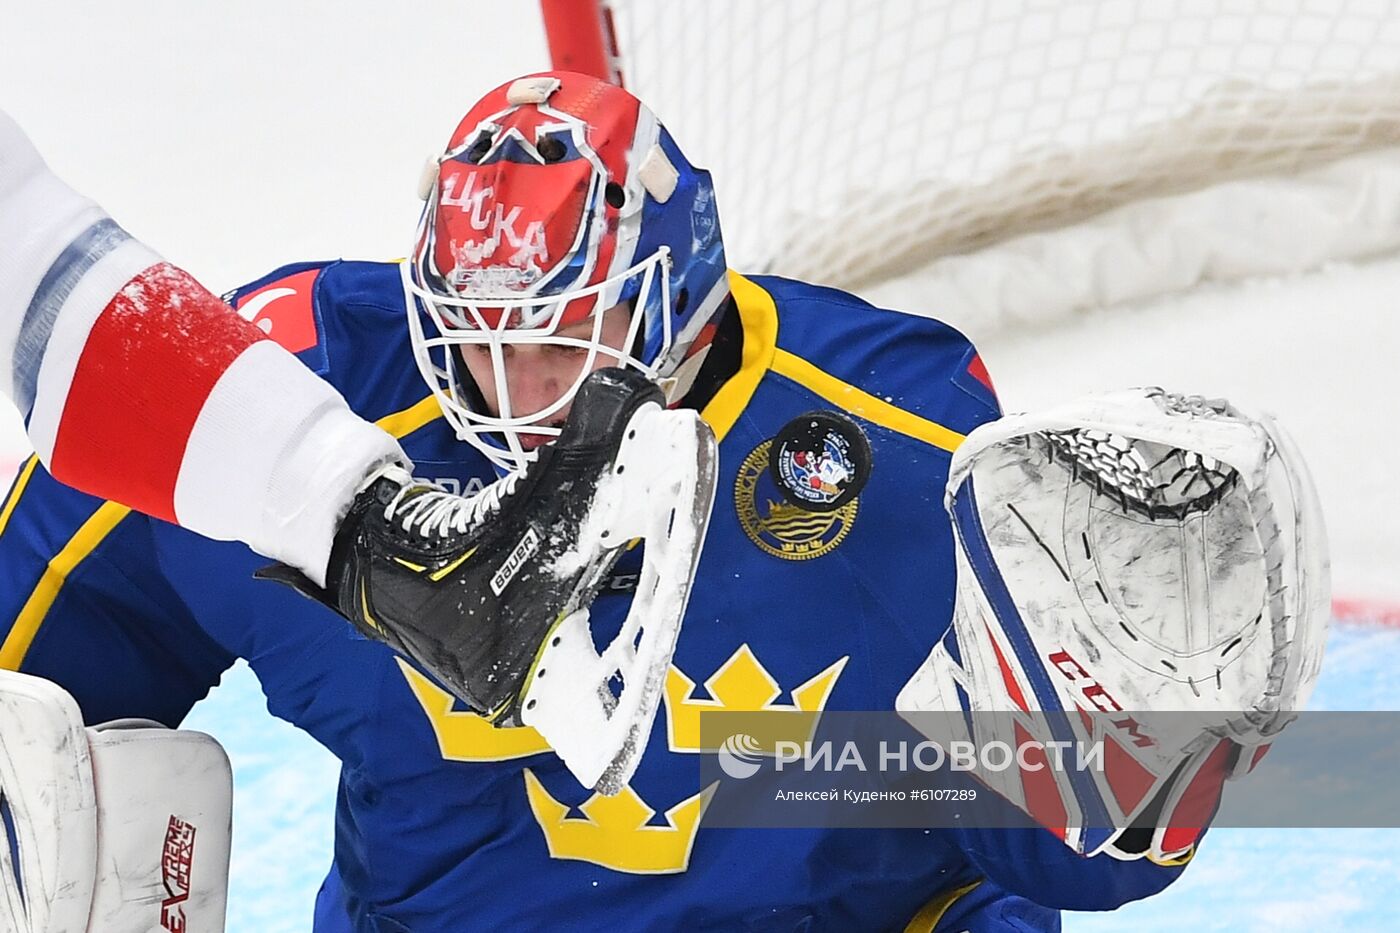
[403,257,661,469]
[455,299,635,451]
[403,70,728,471]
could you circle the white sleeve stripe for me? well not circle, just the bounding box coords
[10,218,132,413]
[25,239,162,464]
[172,341,405,579]
[0,175,106,402]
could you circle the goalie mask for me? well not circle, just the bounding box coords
[404,71,728,471]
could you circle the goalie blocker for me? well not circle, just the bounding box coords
[898,388,1329,862]
[0,669,232,933]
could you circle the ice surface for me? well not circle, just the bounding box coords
[1070,622,1400,932]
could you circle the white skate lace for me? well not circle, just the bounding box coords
[384,472,523,539]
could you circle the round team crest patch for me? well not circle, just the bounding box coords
[768,411,872,512]
[734,412,871,561]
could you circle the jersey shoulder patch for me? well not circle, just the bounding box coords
[223,260,334,374]
[231,268,321,353]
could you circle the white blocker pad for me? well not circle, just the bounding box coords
[897,388,1329,860]
[521,404,717,795]
[0,670,232,932]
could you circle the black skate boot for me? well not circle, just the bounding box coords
[260,368,717,792]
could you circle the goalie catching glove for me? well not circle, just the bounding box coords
[897,388,1329,861]
[262,368,718,794]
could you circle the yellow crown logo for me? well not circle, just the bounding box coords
[523,770,717,874]
[664,644,848,753]
[397,658,552,761]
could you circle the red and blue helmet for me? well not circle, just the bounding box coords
[404,71,727,469]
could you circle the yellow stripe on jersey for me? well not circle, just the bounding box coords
[0,501,131,670]
[0,455,40,541]
[702,273,964,452]
[771,349,965,453]
[0,376,442,670]
[903,880,981,933]
[376,394,444,439]
[700,272,779,443]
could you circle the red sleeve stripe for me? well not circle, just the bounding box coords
[46,264,270,522]
[22,237,164,465]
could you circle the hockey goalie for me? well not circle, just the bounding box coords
[0,63,1334,929]
[898,387,1330,863]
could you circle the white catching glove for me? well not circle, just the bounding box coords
[897,388,1329,861]
[0,670,232,932]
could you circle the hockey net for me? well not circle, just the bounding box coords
[550,0,1400,336]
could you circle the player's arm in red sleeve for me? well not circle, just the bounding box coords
[0,109,404,584]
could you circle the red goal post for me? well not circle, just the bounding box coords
[540,0,1400,338]
[538,0,621,86]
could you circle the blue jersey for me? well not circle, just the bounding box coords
[0,262,1185,931]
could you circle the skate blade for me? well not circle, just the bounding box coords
[520,404,718,794]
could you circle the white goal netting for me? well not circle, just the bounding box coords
[604,0,1400,333]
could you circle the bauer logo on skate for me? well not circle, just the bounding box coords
[491,527,541,596]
